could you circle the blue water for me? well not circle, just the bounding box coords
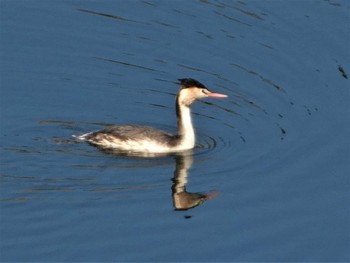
[1,0,349,262]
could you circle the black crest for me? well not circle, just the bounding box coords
[178,78,207,89]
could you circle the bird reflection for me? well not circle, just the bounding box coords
[96,147,218,211]
[172,152,217,211]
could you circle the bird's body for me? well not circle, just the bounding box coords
[74,78,227,154]
[76,125,189,153]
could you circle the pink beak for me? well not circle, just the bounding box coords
[207,92,228,98]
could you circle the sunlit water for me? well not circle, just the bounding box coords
[1,0,349,262]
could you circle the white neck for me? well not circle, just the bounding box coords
[177,103,195,150]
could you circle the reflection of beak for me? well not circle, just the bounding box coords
[172,191,220,211]
[207,92,228,98]
[203,191,220,201]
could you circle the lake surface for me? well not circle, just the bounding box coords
[1,0,349,262]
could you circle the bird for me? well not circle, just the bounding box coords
[74,78,227,154]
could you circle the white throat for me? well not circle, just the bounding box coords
[177,104,195,150]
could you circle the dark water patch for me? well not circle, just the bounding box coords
[77,8,147,25]
[177,64,231,82]
[3,147,40,154]
[231,63,286,92]
[87,184,163,192]
[0,197,30,203]
[278,125,287,140]
[201,101,243,117]
[325,0,343,7]
[259,42,274,49]
[232,93,267,114]
[232,6,264,20]
[213,11,253,27]
[38,120,115,128]
[196,31,213,39]
[26,187,76,192]
[152,20,179,29]
[148,103,167,109]
[93,56,164,73]
[338,65,348,79]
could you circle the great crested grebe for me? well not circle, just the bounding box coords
[74,78,227,154]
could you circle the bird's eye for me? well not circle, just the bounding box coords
[201,89,208,94]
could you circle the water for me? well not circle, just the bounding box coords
[1,0,349,262]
